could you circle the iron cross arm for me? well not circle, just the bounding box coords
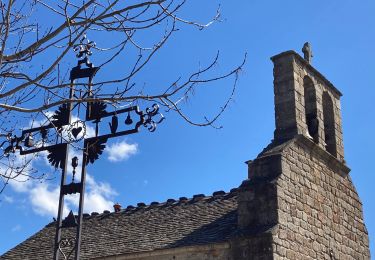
[2,102,164,168]
[82,103,165,166]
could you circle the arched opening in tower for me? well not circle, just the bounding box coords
[322,91,337,156]
[303,76,319,143]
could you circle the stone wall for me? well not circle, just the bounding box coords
[97,243,231,260]
[273,136,370,260]
[98,236,276,260]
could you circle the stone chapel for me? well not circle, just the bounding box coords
[1,46,370,260]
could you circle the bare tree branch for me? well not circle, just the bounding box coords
[0,0,246,193]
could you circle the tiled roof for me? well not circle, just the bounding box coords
[1,189,239,260]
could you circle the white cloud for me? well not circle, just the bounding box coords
[82,193,114,213]
[8,178,33,193]
[26,174,117,218]
[29,183,63,217]
[80,175,117,213]
[11,224,21,232]
[5,145,117,218]
[4,154,34,193]
[2,195,14,203]
[106,141,138,162]
[86,174,117,197]
[27,111,54,129]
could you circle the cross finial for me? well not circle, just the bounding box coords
[73,34,96,68]
[302,42,313,64]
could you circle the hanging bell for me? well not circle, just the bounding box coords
[24,134,34,148]
[125,112,133,125]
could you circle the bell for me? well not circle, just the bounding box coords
[24,134,34,148]
[125,113,133,125]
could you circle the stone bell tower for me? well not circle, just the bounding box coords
[237,44,370,259]
[271,43,344,161]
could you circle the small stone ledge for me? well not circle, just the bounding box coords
[247,153,283,181]
[293,135,350,177]
[233,224,277,237]
[246,135,350,180]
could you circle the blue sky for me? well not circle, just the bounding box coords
[1,0,374,255]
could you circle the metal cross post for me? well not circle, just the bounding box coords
[1,35,164,260]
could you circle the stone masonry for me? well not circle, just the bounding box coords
[237,49,370,259]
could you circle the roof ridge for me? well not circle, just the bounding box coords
[54,188,240,224]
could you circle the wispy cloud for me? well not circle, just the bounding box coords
[2,195,14,203]
[29,184,62,217]
[8,178,33,193]
[106,140,138,162]
[11,224,21,232]
[64,174,118,214]
[7,153,117,218]
[26,174,117,217]
[4,153,34,193]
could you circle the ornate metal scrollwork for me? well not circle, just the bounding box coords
[47,144,67,169]
[85,138,107,165]
[67,120,87,143]
[142,104,165,132]
[73,34,96,68]
[58,237,76,260]
[51,104,70,132]
[0,134,23,156]
[88,102,107,120]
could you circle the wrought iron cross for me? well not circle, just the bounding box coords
[1,35,164,260]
